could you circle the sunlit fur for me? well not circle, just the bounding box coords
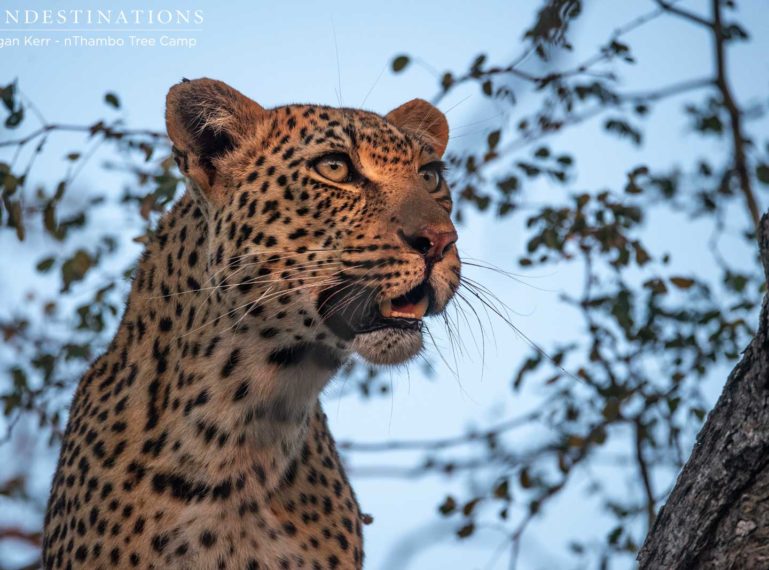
[42,78,460,570]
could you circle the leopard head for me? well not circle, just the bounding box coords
[166,78,460,366]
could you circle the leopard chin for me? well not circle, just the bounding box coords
[352,328,424,365]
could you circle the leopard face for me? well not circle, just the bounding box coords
[166,78,460,366]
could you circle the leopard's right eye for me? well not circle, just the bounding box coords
[314,153,353,183]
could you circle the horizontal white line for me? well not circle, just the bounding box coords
[0,29,203,32]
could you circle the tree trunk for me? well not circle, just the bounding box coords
[638,212,769,568]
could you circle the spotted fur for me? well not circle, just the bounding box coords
[42,78,461,569]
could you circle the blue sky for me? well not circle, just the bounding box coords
[1,1,768,568]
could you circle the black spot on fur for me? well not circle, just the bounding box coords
[221,348,241,378]
[200,530,217,548]
[233,381,249,401]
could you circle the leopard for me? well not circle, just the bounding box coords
[42,77,461,569]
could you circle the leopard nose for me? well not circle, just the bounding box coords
[400,226,458,263]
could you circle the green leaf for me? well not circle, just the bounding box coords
[670,276,695,289]
[64,343,91,361]
[54,181,67,200]
[567,435,586,448]
[691,407,707,421]
[667,396,681,414]
[11,366,27,389]
[391,55,410,73]
[493,479,510,500]
[36,257,56,272]
[756,163,769,185]
[608,525,623,545]
[487,130,501,150]
[633,242,651,266]
[470,54,486,72]
[5,106,24,128]
[438,496,456,515]
[441,72,454,91]
[604,118,641,145]
[456,523,475,539]
[602,399,620,421]
[104,92,120,109]
[60,249,95,291]
[497,176,519,195]
[6,199,24,240]
[698,114,723,134]
[519,468,532,488]
[643,278,668,295]
[498,202,515,216]
[462,498,480,516]
[0,81,16,112]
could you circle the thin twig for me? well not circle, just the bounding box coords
[710,0,760,230]
[634,418,657,529]
[338,411,540,452]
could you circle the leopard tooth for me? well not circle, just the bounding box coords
[379,298,392,318]
[391,310,414,318]
[412,295,429,319]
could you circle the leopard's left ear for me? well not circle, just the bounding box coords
[385,99,449,157]
[166,78,266,194]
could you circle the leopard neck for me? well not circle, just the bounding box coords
[106,194,345,491]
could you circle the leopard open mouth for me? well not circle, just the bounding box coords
[317,279,434,340]
[379,282,430,320]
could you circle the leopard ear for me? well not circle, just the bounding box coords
[166,78,266,193]
[385,98,449,157]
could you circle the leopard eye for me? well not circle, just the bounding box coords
[314,154,352,183]
[419,168,441,191]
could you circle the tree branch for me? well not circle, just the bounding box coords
[0,123,166,148]
[654,0,714,29]
[0,527,41,546]
[634,418,657,530]
[711,0,760,230]
[621,76,714,103]
[432,1,672,104]
[492,77,712,157]
[638,211,769,567]
[337,411,539,452]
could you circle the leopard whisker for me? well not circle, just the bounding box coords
[442,300,469,361]
[461,257,558,292]
[201,247,353,291]
[178,274,346,340]
[212,277,348,339]
[313,259,390,319]
[252,264,369,325]
[422,321,460,382]
[205,253,341,293]
[302,261,392,340]
[150,262,345,300]
[458,280,584,385]
[454,290,489,367]
[223,263,345,291]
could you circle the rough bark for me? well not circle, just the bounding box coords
[638,212,769,568]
